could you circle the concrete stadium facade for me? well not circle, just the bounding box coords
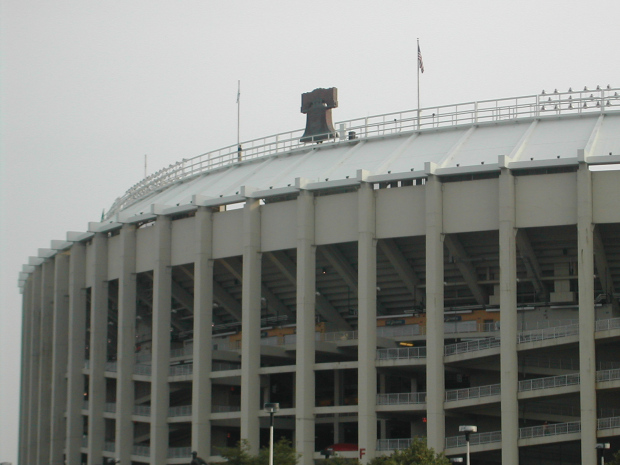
[18,88,620,465]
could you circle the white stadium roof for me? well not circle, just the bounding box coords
[102,87,620,224]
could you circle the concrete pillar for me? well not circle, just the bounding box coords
[577,164,597,465]
[37,259,55,465]
[27,267,42,465]
[192,207,214,457]
[50,252,70,465]
[295,190,316,465]
[358,183,377,463]
[116,224,137,465]
[499,167,519,465]
[240,199,262,453]
[88,233,109,463]
[425,174,445,451]
[18,276,33,465]
[151,216,172,465]
[66,242,87,465]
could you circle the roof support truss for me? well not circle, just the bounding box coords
[515,229,549,301]
[443,234,488,306]
[377,239,423,306]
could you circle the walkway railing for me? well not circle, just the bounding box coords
[168,446,192,458]
[445,431,502,449]
[445,384,501,402]
[444,338,500,356]
[212,405,241,413]
[169,405,192,417]
[133,405,151,416]
[132,445,150,457]
[105,87,620,220]
[169,363,193,376]
[596,368,620,383]
[517,323,579,344]
[377,392,427,405]
[376,438,414,451]
[598,416,620,430]
[519,420,581,439]
[376,346,426,360]
[596,317,620,332]
[104,441,116,452]
[518,373,580,392]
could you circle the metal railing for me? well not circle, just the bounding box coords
[105,87,620,220]
[134,364,152,376]
[596,317,620,332]
[445,431,502,449]
[132,445,150,457]
[519,420,581,439]
[597,416,620,430]
[597,368,620,383]
[377,325,423,338]
[518,373,580,392]
[376,438,414,451]
[444,338,500,356]
[212,405,241,413]
[376,346,426,360]
[322,330,359,342]
[517,323,579,344]
[376,392,427,405]
[445,384,501,402]
[133,405,151,416]
[212,361,241,371]
[169,405,192,417]
[168,447,192,458]
[169,363,193,376]
[104,402,116,413]
[171,344,193,358]
[104,441,116,452]
[105,361,117,372]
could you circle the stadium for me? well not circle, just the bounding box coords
[18,86,620,465]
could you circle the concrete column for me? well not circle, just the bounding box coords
[577,164,597,465]
[192,207,214,457]
[425,174,445,451]
[88,233,109,463]
[66,242,87,465]
[240,199,262,454]
[116,224,137,465]
[334,370,342,444]
[358,183,377,463]
[499,167,518,465]
[295,190,316,465]
[50,252,70,465]
[18,276,33,465]
[27,268,42,465]
[37,259,55,465]
[151,216,172,465]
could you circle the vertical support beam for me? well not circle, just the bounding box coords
[50,253,70,465]
[577,164,597,465]
[66,243,87,465]
[499,168,519,465]
[240,199,262,454]
[151,216,172,465]
[18,276,33,465]
[37,259,55,465]
[425,175,445,452]
[358,183,377,463]
[27,268,42,465]
[295,190,316,465]
[88,233,108,464]
[192,207,214,456]
[116,224,137,465]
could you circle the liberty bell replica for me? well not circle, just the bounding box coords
[300,87,338,143]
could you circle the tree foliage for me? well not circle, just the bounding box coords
[216,439,300,465]
[607,450,620,465]
[368,438,450,465]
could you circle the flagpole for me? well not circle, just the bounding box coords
[417,38,420,129]
[237,80,241,161]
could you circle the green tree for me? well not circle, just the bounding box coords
[256,438,301,465]
[368,438,450,465]
[607,449,620,465]
[217,440,257,465]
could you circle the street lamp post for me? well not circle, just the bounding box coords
[596,443,610,465]
[459,425,477,465]
[265,402,280,465]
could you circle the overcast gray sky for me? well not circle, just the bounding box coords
[2,0,620,462]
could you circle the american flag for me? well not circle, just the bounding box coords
[418,45,424,73]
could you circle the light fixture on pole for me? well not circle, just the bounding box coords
[265,402,280,465]
[459,425,477,465]
[596,443,610,465]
